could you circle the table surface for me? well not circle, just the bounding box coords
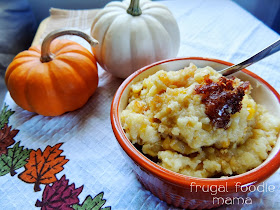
[1,0,280,209]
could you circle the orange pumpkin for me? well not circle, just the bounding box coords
[5,29,99,116]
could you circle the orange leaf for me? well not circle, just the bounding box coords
[18,143,68,192]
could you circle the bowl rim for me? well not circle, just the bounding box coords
[111,57,280,188]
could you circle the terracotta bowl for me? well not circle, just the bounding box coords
[110,57,280,209]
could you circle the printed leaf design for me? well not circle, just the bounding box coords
[18,143,69,192]
[0,124,19,155]
[73,192,111,210]
[0,141,31,176]
[0,104,15,129]
[35,175,83,209]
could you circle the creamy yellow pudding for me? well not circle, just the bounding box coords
[121,64,280,178]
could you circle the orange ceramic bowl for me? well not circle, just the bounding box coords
[110,57,280,209]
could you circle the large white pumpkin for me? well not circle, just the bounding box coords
[91,0,180,78]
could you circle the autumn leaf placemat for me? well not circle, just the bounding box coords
[0,104,112,209]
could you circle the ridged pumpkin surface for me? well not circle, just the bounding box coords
[5,39,98,116]
[90,0,180,78]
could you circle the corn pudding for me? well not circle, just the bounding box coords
[120,64,280,178]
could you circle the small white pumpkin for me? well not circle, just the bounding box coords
[91,0,180,78]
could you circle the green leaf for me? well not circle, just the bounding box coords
[73,192,111,210]
[0,104,15,129]
[0,142,31,176]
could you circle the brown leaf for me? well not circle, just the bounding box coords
[18,143,69,192]
[0,124,19,155]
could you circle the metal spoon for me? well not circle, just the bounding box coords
[218,38,280,76]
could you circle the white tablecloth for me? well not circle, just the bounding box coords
[1,0,280,209]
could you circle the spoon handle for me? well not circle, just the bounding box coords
[219,38,280,76]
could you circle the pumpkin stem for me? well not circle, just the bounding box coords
[40,28,99,63]
[127,0,142,16]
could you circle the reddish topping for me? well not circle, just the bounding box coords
[195,76,250,129]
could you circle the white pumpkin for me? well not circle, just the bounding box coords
[91,0,180,78]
